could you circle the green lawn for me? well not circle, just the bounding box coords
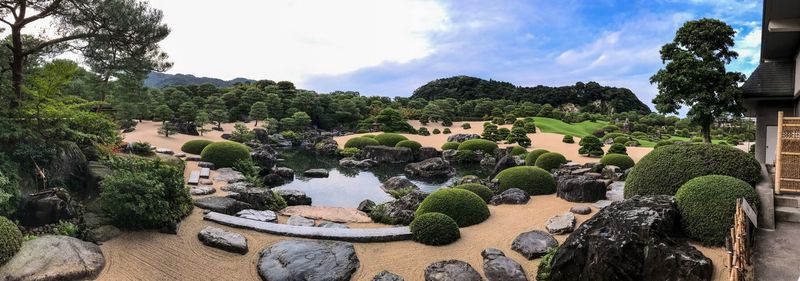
[532,117,607,137]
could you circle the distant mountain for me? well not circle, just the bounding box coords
[144,72,255,88]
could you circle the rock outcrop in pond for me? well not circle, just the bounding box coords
[404,157,455,178]
[381,176,418,191]
[363,146,414,164]
[549,195,714,281]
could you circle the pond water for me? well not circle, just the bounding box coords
[273,149,488,208]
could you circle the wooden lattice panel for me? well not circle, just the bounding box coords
[775,112,800,194]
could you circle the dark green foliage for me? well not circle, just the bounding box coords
[415,188,490,227]
[676,175,759,245]
[409,212,461,246]
[344,137,380,149]
[387,187,417,199]
[492,117,505,125]
[691,137,703,142]
[376,108,415,133]
[510,146,527,156]
[601,132,625,142]
[453,183,494,203]
[578,135,604,156]
[266,190,288,212]
[536,247,558,281]
[441,142,461,150]
[535,152,567,171]
[418,127,431,136]
[180,139,213,154]
[396,140,422,153]
[200,141,252,168]
[525,149,550,166]
[453,150,480,163]
[562,135,574,143]
[614,136,630,144]
[599,154,635,170]
[497,128,510,140]
[655,140,676,148]
[624,140,639,147]
[482,123,499,141]
[608,143,627,155]
[127,141,154,156]
[457,139,498,154]
[100,156,192,229]
[461,123,472,129]
[524,122,537,133]
[374,133,409,147]
[0,216,22,265]
[0,154,20,217]
[432,128,441,135]
[603,125,620,132]
[442,128,451,134]
[495,166,556,195]
[506,128,531,147]
[54,220,79,237]
[338,147,362,158]
[624,144,761,198]
[368,203,399,225]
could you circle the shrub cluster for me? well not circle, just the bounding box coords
[415,188,490,227]
[338,147,362,158]
[536,247,558,281]
[614,136,630,145]
[524,149,550,166]
[180,139,213,154]
[418,127,430,136]
[624,144,761,198]
[675,175,759,246]
[409,212,461,246]
[495,166,555,195]
[127,141,154,156]
[579,135,604,157]
[654,139,676,149]
[344,137,380,149]
[0,153,20,217]
[535,152,567,171]
[441,142,461,150]
[374,133,409,147]
[458,139,498,154]
[607,143,627,155]
[200,141,252,168]
[599,153,635,170]
[562,135,574,143]
[453,183,494,203]
[395,140,422,152]
[0,216,22,265]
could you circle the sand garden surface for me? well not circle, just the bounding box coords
[95,120,728,281]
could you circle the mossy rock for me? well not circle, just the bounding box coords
[180,139,214,155]
[676,175,759,246]
[415,188,490,227]
[495,166,556,195]
[200,141,252,168]
[410,212,460,246]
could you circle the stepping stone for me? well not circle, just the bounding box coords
[174,153,186,158]
[214,168,246,183]
[303,169,329,178]
[424,260,482,281]
[236,209,277,222]
[155,148,173,154]
[373,270,404,281]
[511,230,558,259]
[185,155,201,161]
[482,248,528,281]
[199,179,213,185]
[190,186,216,196]
[546,212,576,234]
[187,171,200,185]
[593,200,614,209]
[569,206,592,215]
[194,196,252,215]
[198,226,248,254]
[257,240,359,281]
[199,167,211,178]
[318,220,349,229]
[198,161,215,169]
[221,182,251,193]
[0,236,105,281]
[286,215,315,227]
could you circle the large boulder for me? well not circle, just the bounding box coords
[198,226,248,254]
[381,176,419,191]
[190,186,216,196]
[491,155,518,177]
[363,146,414,164]
[0,236,105,281]
[257,240,360,281]
[251,145,278,169]
[482,248,528,281]
[489,188,530,205]
[194,196,252,215]
[315,138,339,156]
[447,134,481,143]
[556,175,607,203]
[511,230,558,259]
[18,188,75,227]
[275,189,312,206]
[253,127,269,143]
[549,196,714,281]
[379,190,428,225]
[175,121,199,135]
[424,260,482,281]
[416,147,441,161]
[85,161,111,193]
[228,188,285,211]
[213,168,246,183]
[286,215,315,227]
[404,158,455,178]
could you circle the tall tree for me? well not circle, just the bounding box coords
[249,101,268,126]
[650,18,745,143]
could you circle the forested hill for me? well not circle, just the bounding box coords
[144,72,255,88]
[411,76,651,114]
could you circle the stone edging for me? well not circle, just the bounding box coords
[203,212,412,243]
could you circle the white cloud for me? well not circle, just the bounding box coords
[731,25,761,69]
[145,0,451,84]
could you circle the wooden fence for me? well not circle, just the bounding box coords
[727,198,756,281]
[775,111,800,194]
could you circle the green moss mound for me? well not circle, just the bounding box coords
[441,142,461,150]
[374,133,409,147]
[395,140,422,152]
[624,144,761,198]
[453,183,494,203]
[180,139,213,155]
[0,216,22,265]
[510,146,527,156]
[600,153,635,170]
[495,166,556,195]
[525,149,550,166]
[200,141,252,168]
[344,137,380,149]
[457,139,498,154]
[535,152,567,171]
[614,136,630,144]
[415,188,490,227]
[409,212,461,246]
[676,175,759,246]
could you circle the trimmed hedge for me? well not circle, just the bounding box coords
[599,153,635,170]
[510,146,527,156]
[200,141,252,168]
[453,183,494,203]
[495,166,556,195]
[535,152,567,171]
[525,149,550,166]
[344,137,380,149]
[624,144,761,198]
[654,140,675,149]
[396,140,422,152]
[441,142,461,150]
[613,136,630,144]
[415,188,490,227]
[607,143,627,155]
[374,133,409,147]
[180,139,213,154]
[458,139,498,154]
[0,216,22,265]
[562,135,574,143]
[410,212,461,246]
[676,175,759,246]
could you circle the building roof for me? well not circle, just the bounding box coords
[761,0,800,61]
[742,61,795,97]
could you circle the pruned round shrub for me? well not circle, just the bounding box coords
[458,139,498,154]
[535,152,567,172]
[676,175,759,246]
[442,128,451,134]
[601,132,625,142]
[495,166,555,195]
[624,144,761,198]
[415,188,490,227]
[0,216,22,265]
[579,135,604,157]
[418,127,430,136]
[525,149,550,166]
[441,142,461,150]
[453,183,494,203]
[200,141,251,168]
[599,153,635,170]
[614,136,630,144]
[180,139,213,155]
[409,212,460,246]
[396,140,422,152]
[562,135,574,143]
[432,128,441,135]
[338,147,361,158]
[607,143,627,155]
[510,146,527,156]
[461,123,471,129]
[374,133,409,147]
[344,137,380,149]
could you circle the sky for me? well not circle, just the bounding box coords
[144,0,763,110]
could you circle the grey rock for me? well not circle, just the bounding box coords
[511,230,558,259]
[480,156,497,168]
[303,168,329,178]
[404,157,455,178]
[424,260,482,281]
[190,185,216,195]
[253,128,269,143]
[194,196,252,215]
[357,199,376,213]
[287,215,315,227]
[416,147,440,161]
[457,175,482,185]
[199,179,214,185]
[214,168,246,183]
[373,270,404,281]
[569,206,592,215]
[252,145,278,168]
[198,226,248,254]
[592,200,614,209]
[381,176,419,191]
[491,155,517,177]
[159,221,181,235]
[482,248,528,281]
[447,133,481,143]
[606,181,625,202]
[318,220,349,229]
[174,152,186,158]
[84,224,121,242]
[221,182,252,193]
[546,212,576,234]
[197,161,215,169]
[339,158,377,168]
[236,209,277,222]
[363,146,415,164]
[185,155,201,161]
[276,189,312,206]
[556,175,607,203]
[570,168,592,175]
[489,188,530,205]
[377,190,429,225]
[18,188,74,226]
[315,138,339,156]
[601,165,621,180]
[155,148,174,154]
[0,236,105,281]
[441,149,458,162]
[257,240,360,281]
[273,167,295,179]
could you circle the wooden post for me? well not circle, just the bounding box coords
[776,111,784,194]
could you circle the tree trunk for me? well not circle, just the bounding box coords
[701,121,712,143]
[96,74,111,113]
[254,120,258,126]
[10,25,24,110]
